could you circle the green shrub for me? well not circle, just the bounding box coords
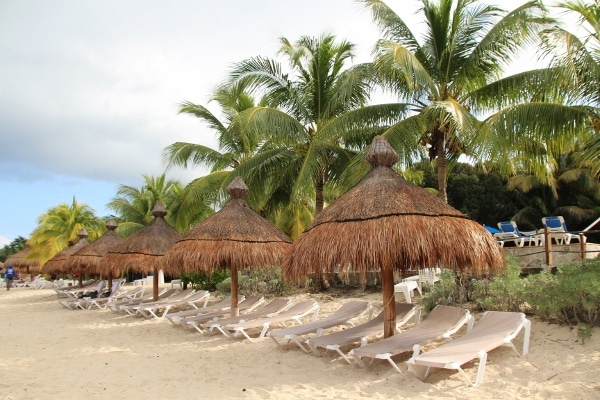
[215,267,287,296]
[472,257,526,312]
[521,259,600,327]
[180,270,228,292]
[420,269,462,312]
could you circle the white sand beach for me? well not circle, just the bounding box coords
[0,287,598,400]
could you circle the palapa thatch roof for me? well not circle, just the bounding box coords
[163,176,292,276]
[285,135,505,281]
[3,246,41,275]
[284,136,505,338]
[44,229,90,275]
[69,219,123,275]
[164,176,292,316]
[101,203,182,276]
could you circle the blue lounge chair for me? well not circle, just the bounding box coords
[542,216,585,245]
[494,221,541,247]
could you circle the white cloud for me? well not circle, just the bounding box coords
[0,236,10,247]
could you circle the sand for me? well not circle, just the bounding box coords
[0,286,598,400]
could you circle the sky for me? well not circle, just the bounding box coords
[0,0,533,246]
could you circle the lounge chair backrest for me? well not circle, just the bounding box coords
[498,221,520,235]
[467,311,527,347]
[328,301,371,320]
[417,305,471,332]
[542,216,567,231]
[93,280,106,293]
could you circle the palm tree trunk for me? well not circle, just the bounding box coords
[315,174,325,216]
[436,132,448,204]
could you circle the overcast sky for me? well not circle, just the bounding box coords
[0,0,530,245]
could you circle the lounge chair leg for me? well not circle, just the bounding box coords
[384,355,404,374]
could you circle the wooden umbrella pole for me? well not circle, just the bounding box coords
[231,265,239,317]
[153,267,159,301]
[381,266,396,338]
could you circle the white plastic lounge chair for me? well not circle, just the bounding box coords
[183,296,266,333]
[74,280,125,310]
[106,287,168,311]
[180,296,265,333]
[135,289,209,319]
[134,289,205,319]
[494,221,541,247]
[406,311,531,387]
[268,300,372,352]
[55,279,100,297]
[201,298,292,336]
[59,280,107,309]
[394,279,422,303]
[223,300,320,342]
[114,288,178,314]
[306,303,420,364]
[86,285,144,310]
[542,216,586,245]
[350,305,473,373]
[166,295,243,325]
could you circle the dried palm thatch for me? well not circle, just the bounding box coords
[44,229,90,280]
[164,176,292,315]
[284,136,505,338]
[69,218,123,287]
[102,203,182,300]
[3,246,41,275]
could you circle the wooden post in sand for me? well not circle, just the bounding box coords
[231,264,239,317]
[382,266,395,338]
[544,227,553,269]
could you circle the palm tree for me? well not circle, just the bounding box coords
[27,198,105,265]
[360,0,553,203]
[224,33,383,235]
[544,0,600,176]
[107,174,198,235]
[163,83,268,222]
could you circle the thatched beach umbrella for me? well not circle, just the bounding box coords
[70,218,123,288]
[285,136,505,338]
[4,246,41,276]
[102,203,182,300]
[44,229,90,286]
[164,176,292,316]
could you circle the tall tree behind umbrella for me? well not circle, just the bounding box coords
[102,203,182,300]
[44,229,90,287]
[284,136,505,338]
[70,219,123,289]
[164,176,292,316]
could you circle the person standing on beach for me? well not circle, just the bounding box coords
[5,264,15,290]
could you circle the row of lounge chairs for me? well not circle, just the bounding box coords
[53,283,531,387]
[488,216,586,247]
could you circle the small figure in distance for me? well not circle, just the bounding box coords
[4,264,16,291]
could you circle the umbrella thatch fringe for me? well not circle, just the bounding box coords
[102,253,166,275]
[284,216,505,283]
[164,240,290,275]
